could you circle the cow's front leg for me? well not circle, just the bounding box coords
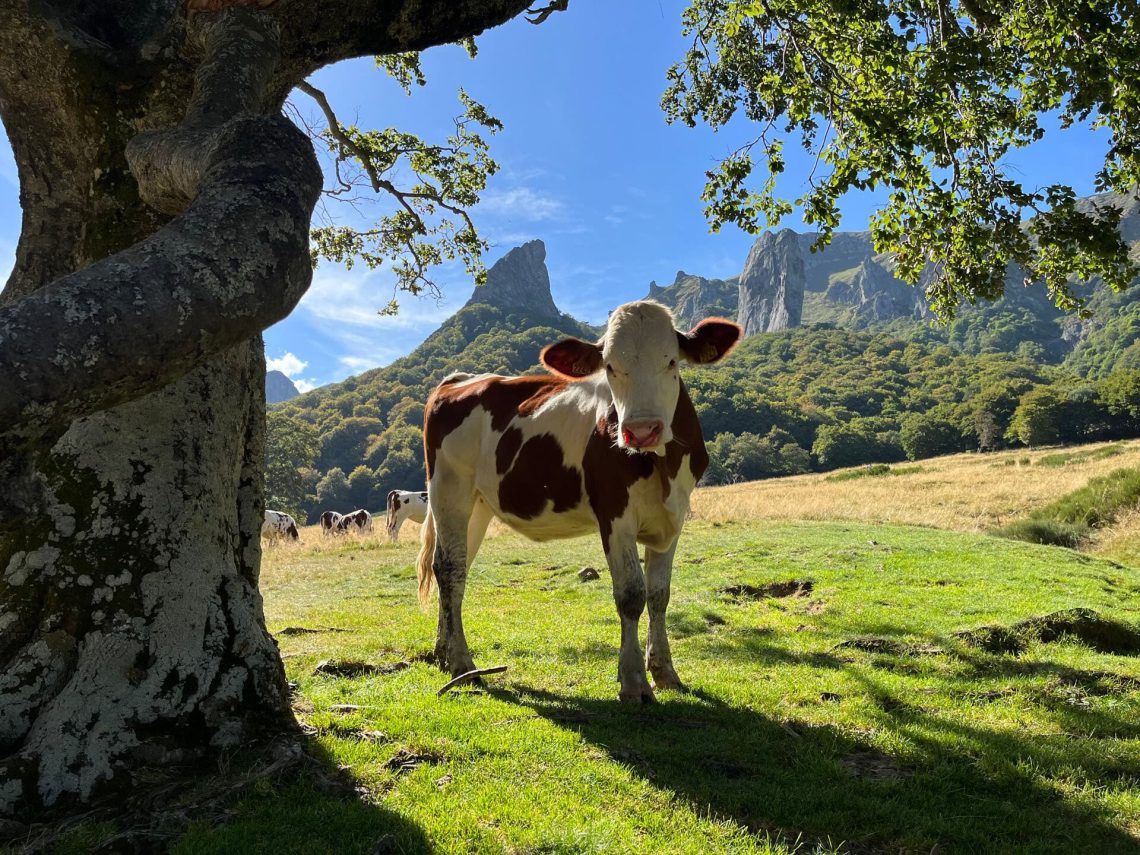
[645,541,684,692]
[604,538,654,704]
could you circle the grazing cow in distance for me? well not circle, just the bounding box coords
[386,489,429,542]
[337,509,373,533]
[262,509,300,543]
[320,510,343,535]
[417,300,741,703]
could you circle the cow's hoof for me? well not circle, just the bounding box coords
[650,666,686,693]
[619,687,656,704]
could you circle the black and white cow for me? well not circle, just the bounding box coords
[262,509,299,542]
[337,509,373,533]
[320,510,343,535]
[385,490,429,542]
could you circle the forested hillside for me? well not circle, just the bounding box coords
[269,242,596,521]
[268,199,1140,523]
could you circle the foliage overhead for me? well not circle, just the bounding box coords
[664,0,1140,317]
[300,41,502,313]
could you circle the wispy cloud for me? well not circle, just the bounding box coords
[478,186,565,222]
[300,265,464,331]
[293,378,317,393]
[295,265,470,379]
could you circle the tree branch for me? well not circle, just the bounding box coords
[273,0,537,83]
[0,7,321,456]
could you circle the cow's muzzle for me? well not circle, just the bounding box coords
[621,419,665,450]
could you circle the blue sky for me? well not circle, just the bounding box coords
[0,1,1112,392]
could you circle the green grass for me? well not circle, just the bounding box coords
[1001,466,1140,547]
[1037,444,1126,468]
[824,464,925,482]
[164,521,1140,854]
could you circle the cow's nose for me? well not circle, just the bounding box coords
[622,419,665,448]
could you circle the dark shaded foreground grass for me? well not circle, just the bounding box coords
[35,521,1140,853]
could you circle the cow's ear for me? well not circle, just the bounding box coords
[540,338,604,378]
[677,318,742,364]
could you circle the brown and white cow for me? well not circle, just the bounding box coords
[416,301,740,703]
[386,489,429,542]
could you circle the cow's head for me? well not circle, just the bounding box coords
[540,301,741,455]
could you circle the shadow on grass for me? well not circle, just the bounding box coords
[171,739,431,855]
[15,737,432,855]
[497,678,1140,854]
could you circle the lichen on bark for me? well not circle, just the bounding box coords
[0,0,542,823]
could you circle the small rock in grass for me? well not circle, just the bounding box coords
[578,567,600,582]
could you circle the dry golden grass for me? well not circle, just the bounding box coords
[261,440,1140,572]
[690,439,1140,536]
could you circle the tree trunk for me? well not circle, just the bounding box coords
[0,8,299,819]
[0,0,543,821]
[0,338,289,815]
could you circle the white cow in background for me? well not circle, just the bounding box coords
[386,489,428,542]
[262,509,299,543]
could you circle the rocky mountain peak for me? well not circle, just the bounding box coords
[265,370,300,404]
[464,239,560,320]
[737,229,806,335]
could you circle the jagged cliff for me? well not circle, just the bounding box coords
[737,229,805,335]
[465,239,561,321]
[644,271,738,329]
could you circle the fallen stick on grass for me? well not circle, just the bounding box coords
[437,665,508,696]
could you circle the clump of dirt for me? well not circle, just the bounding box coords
[956,608,1140,656]
[841,749,910,782]
[720,580,813,600]
[276,626,349,636]
[833,637,943,656]
[578,566,600,582]
[314,659,410,678]
[384,749,445,776]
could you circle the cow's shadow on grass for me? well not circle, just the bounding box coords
[497,666,1140,854]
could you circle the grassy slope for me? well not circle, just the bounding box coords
[172,516,1140,854]
[692,439,1140,540]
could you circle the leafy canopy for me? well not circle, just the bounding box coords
[299,39,501,313]
[664,0,1140,316]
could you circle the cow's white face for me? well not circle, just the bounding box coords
[541,301,741,455]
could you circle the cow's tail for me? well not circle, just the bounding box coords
[416,508,436,605]
[385,490,399,537]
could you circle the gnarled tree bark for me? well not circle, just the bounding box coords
[0,0,538,821]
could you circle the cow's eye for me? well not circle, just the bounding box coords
[605,364,614,375]
[668,359,677,370]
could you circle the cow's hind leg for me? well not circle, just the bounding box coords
[645,542,684,692]
[604,535,655,704]
[429,473,479,676]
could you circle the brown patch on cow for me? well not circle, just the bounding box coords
[583,407,655,552]
[496,426,524,475]
[498,433,583,518]
[424,374,570,478]
[582,382,709,553]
